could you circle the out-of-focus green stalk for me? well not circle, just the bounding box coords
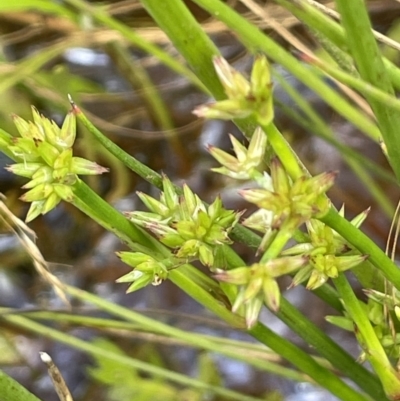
[0,314,261,401]
[333,273,400,399]
[0,370,42,401]
[64,0,207,93]
[277,298,388,400]
[274,0,400,91]
[0,40,73,95]
[303,52,400,118]
[248,322,370,401]
[334,0,400,182]
[13,309,310,383]
[0,0,75,18]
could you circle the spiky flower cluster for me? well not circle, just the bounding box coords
[118,176,242,291]
[193,55,274,125]
[241,158,336,251]
[116,252,169,292]
[207,126,269,182]
[216,255,308,327]
[3,107,108,221]
[283,209,368,289]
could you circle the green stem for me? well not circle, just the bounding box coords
[335,0,400,181]
[71,178,165,256]
[252,223,387,399]
[333,273,400,399]
[1,314,261,401]
[48,286,304,381]
[249,322,370,401]
[168,266,245,327]
[13,310,310,383]
[304,53,400,122]
[0,370,42,401]
[73,103,164,188]
[140,0,225,100]
[261,123,305,180]
[277,297,388,400]
[64,284,243,344]
[274,0,400,92]
[260,227,293,263]
[72,179,241,319]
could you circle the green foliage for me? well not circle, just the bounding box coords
[0,370,42,401]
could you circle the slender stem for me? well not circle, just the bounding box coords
[71,178,165,256]
[333,273,400,398]
[168,266,245,327]
[260,228,293,263]
[73,103,164,189]
[274,0,400,92]
[277,297,389,400]
[140,0,226,100]
[72,179,242,321]
[260,123,305,180]
[0,370,42,401]
[17,310,309,383]
[249,323,371,401]
[335,0,400,181]
[1,314,261,401]
[65,284,244,343]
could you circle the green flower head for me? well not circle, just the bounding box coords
[193,55,274,125]
[6,107,108,222]
[126,176,242,269]
[215,255,308,327]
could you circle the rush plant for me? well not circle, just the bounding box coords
[2,1,400,401]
